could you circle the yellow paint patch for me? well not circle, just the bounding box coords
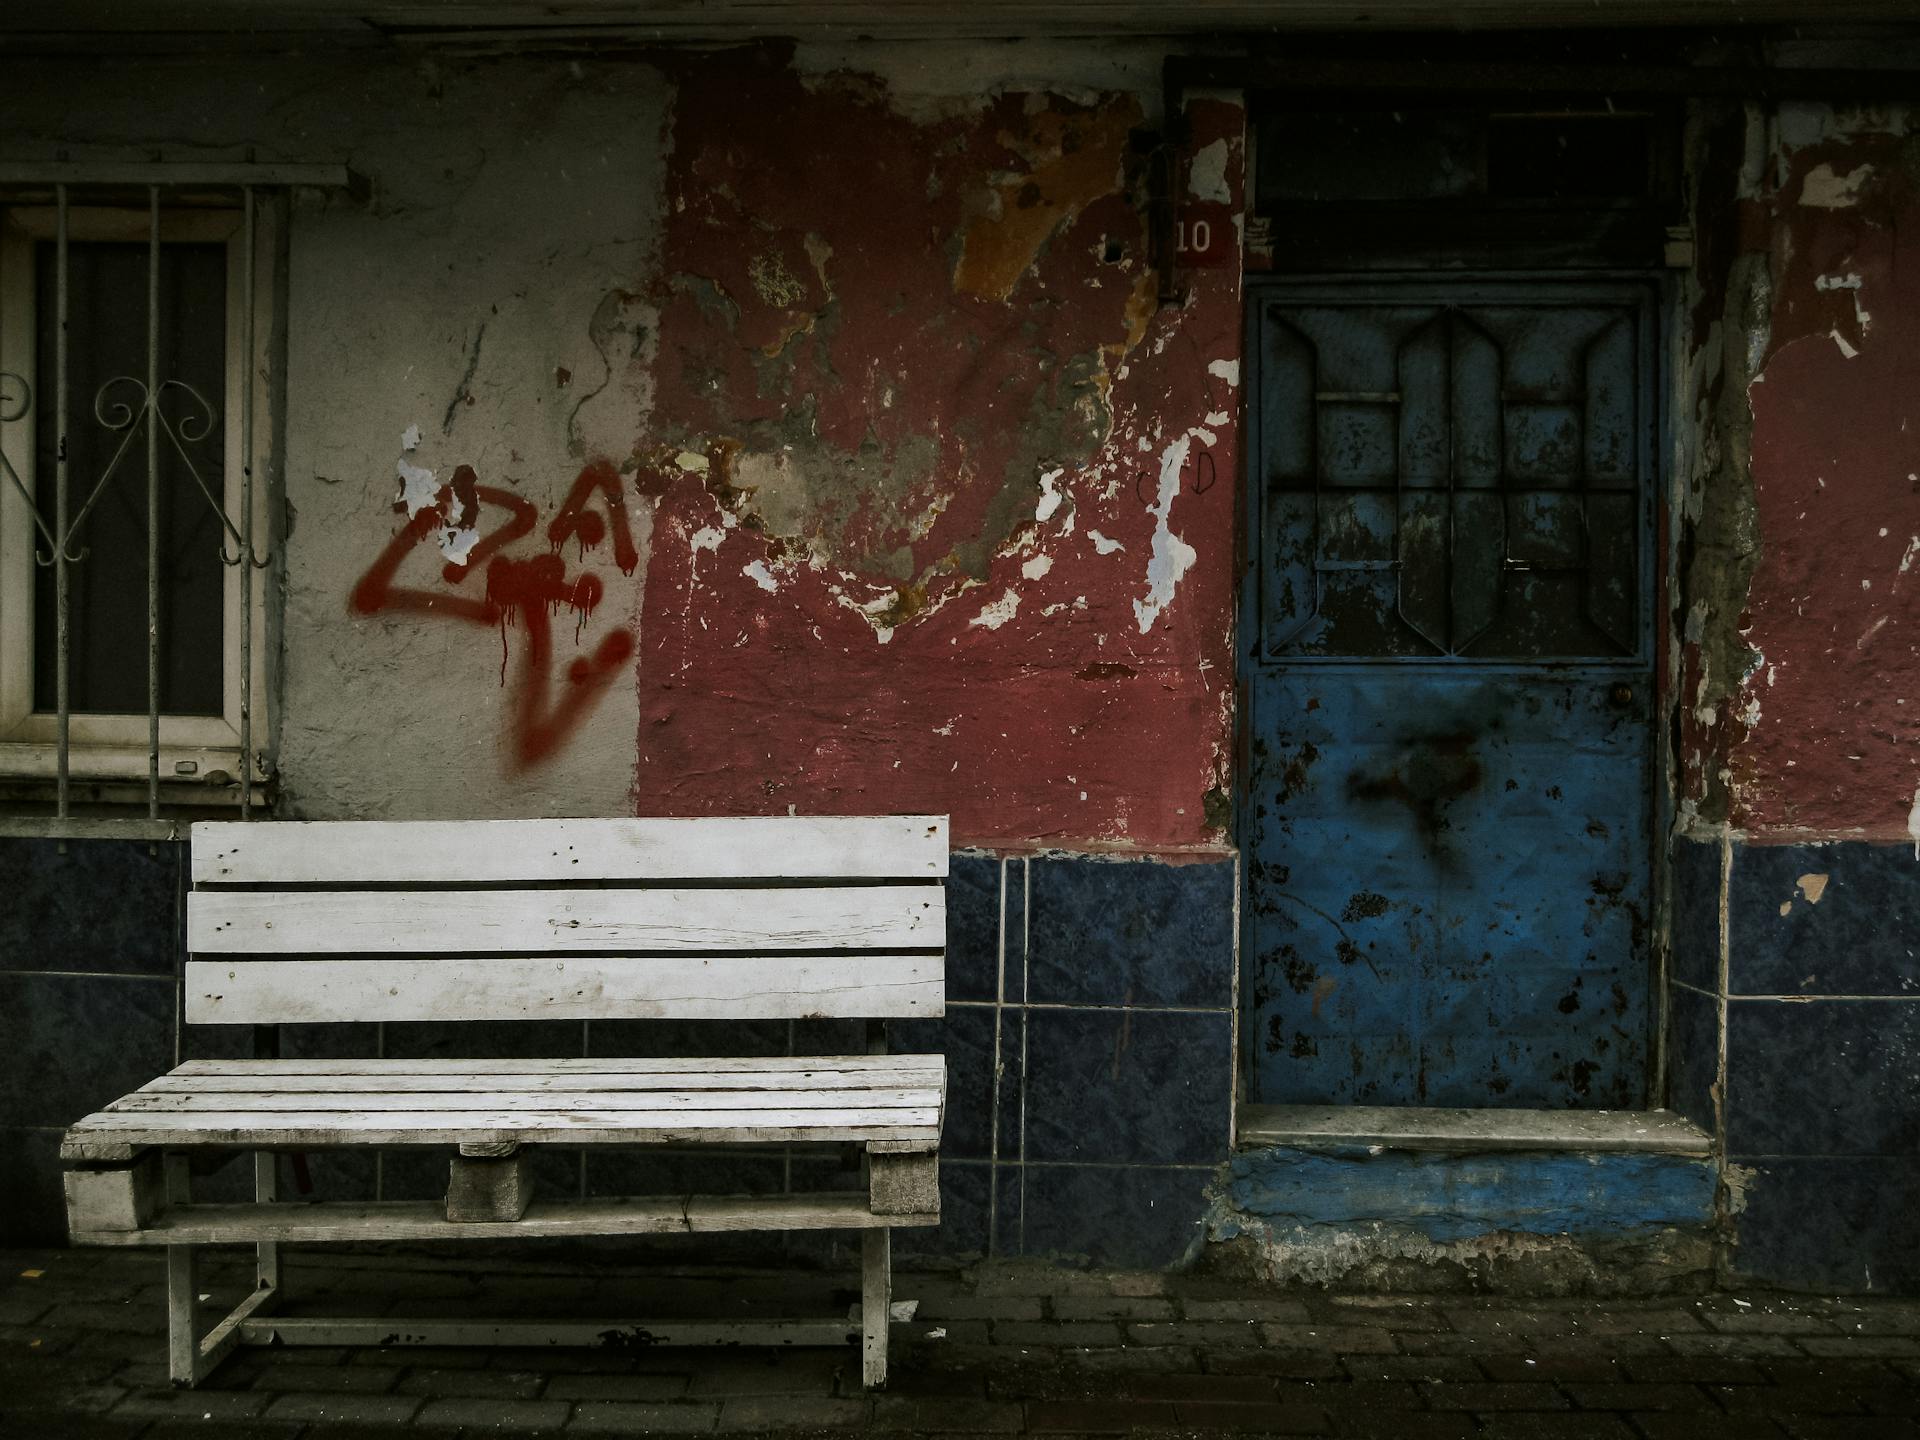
[20,1269,43,1279]
[1796,873,1830,904]
[952,99,1139,303]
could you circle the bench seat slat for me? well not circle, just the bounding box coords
[192,817,950,886]
[186,955,943,1024]
[190,887,943,955]
[113,1088,939,1113]
[169,1055,936,1076]
[64,1108,943,1150]
[142,1070,943,1095]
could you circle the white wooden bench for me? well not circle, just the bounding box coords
[60,815,948,1390]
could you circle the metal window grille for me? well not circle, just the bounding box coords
[0,164,348,830]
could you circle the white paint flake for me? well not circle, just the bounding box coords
[690,526,726,553]
[1910,783,1920,860]
[970,588,1020,630]
[1830,329,1859,360]
[1035,468,1068,523]
[400,423,422,452]
[1208,358,1240,388]
[1900,537,1920,574]
[1800,162,1873,209]
[1088,530,1125,555]
[1133,433,1199,634]
[1816,272,1873,333]
[674,450,711,474]
[1188,139,1231,203]
[742,559,779,593]
[1022,554,1054,581]
[397,459,439,517]
[436,523,479,568]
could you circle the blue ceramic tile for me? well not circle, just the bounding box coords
[1022,1009,1233,1166]
[586,1147,790,1197]
[1018,1164,1212,1268]
[1725,997,1920,1157]
[0,837,182,976]
[946,853,1002,1003]
[0,972,175,1129]
[0,1126,67,1243]
[993,1162,1022,1258]
[1027,856,1235,1009]
[891,1006,996,1160]
[996,1006,1025,1162]
[1729,841,1920,996]
[1670,835,1722,995]
[1665,981,1719,1135]
[1005,858,1028,1004]
[895,1158,991,1263]
[1731,1156,1920,1292]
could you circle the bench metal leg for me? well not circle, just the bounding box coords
[861,1227,890,1390]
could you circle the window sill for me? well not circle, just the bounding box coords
[1236,1103,1711,1157]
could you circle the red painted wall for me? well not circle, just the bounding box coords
[1730,120,1920,839]
[628,52,1245,850]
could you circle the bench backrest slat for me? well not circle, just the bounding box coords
[186,816,947,1027]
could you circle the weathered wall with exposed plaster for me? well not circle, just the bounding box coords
[1,45,1242,848]
[1676,101,1920,841]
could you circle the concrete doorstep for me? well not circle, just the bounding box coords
[2,1247,1918,1438]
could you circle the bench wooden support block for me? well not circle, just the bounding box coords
[868,1150,939,1216]
[63,1153,162,1234]
[447,1147,533,1223]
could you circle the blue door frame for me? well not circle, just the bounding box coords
[1238,277,1663,1111]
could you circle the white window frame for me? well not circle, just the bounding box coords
[0,201,275,792]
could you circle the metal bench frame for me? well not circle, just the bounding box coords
[60,815,949,1389]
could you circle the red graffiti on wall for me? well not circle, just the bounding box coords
[350,460,638,769]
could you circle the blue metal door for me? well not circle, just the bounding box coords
[1243,282,1657,1109]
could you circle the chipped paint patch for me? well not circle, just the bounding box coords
[742,559,779,593]
[1208,357,1240,388]
[1796,873,1830,905]
[400,423,422,452]
[1188,138,1231,203]
[1133,433,1199,634]
[1021,554,1054,581]
[1087,529,1124,555]
[969,588,1021,630]
[397,459,439,517]
[1800,162,1873,209]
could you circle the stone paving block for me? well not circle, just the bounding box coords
[0,1412,148,1440]
[870,1395,1024,1431]
[1662,1332,1801,1357]
[1060,1345,1203,1375]
[684,1350,849,1396]
[714,1394,872,1430]
[44,1299,168,1333]
[568,1399,721,1433]
[1279,1379,1428,1410]
[542,1370,694,1400]
[1785,1422,1920,1440]
[1798,1335,1920,1358]
[1475,1416,1642,1439]
[1711,1383,1869,1414]
[140,1422,307,1440]
[1445,1307,1587,1337]
[1696,1306,1841,1335]
[0,1296,52,1324]
[1764,1357,1904,1386]
[994,1320,1124,1347]
[1858,1388,1920,1418]
[1478,1356,1625,1384]
[1560,1382,1720,1411]
[1122,1320,1264,1347]
[259,1391,427,1425]
[352,1344,485,1368]
[1819,1302,1920,1335]
[1203,1347,1347,1379]
[246,1360,405,1392]
[1418,1381,1571,1411]
[1024,1397,1181,1431]
[1631,1418,1791,1440]
[1325,1296,1452,1331]
[415,1395,571,1429]
[1262,1322,1400,1354]
[1347,1355,1484,1383]
[1049,1295,1176,1321]
[1622,1355,1771,1385]
[1172,1399,1332,1432]
[398,1365,546,1398]
[1114,1372,1278,1402]
[1576,1308,1708,1336]
[1328,1413,1482,1440]
[1182,1297,1315,1323]
[908,1319,991,1344]
[113,1387,276,1420]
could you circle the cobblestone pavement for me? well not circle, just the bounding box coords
[4,1246,1918,1438]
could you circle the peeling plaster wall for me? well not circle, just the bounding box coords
[1678,102,1920,840]
[0,53,667,819]
[629,48,1244,850]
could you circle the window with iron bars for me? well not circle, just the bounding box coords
[0,173,321,832]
